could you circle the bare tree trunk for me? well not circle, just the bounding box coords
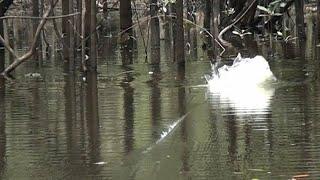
[69,0,75,65]
[171,3,176,61]
[0,3,4,72]
[81,0,86,71]
[62,0,75,71]
[186,0,197,58]
[76,0,82,49]
[33,0,42,65]
[174,0,185,65]
[203,0,211,50]
[83,0,97,71]
[211,0,220,58]
[89,0,97,71]
[163,4,173,61]
[84,0,91,54]
[150,0,160,64]
[120,0,133,65]
[317,0,320,39]
[295,0,305,39]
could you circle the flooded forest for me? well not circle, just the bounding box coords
[0,0,320,179]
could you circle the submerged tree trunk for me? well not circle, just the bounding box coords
[150,0,160,64]
[295,0,305,39]
[174,0,185,65]
[120,0,133,65]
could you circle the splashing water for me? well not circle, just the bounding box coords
[206,54,276,112]
[206,54,276,89]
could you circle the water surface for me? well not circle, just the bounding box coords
[1,17,320,180]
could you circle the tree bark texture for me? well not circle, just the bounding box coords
[150,0,160,64]
[120,0,133,65]
[174,0,185,65]
[295,0,305,39]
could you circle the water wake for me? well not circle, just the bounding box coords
[143,113,189,153]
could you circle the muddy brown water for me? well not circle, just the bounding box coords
[1,19,320,180]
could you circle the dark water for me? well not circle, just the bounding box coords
[1,18,320,180]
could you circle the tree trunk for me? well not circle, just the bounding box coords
[317,0,320,39]
[203,0,211,50]
[62,0,75,71]
[150,0,160,64]
[120,0,133,65]
[89,0,97,71]
[76,0,82,49]
[33,0,42,65]
[0,2,4,72]
[186,0,197,58]
[211,0,220,58]
[174,0,185,65]
[84,0,91,57]
[295,0,305,39]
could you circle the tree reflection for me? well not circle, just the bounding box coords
[121,66,135,154]
[85,72,101,168]
[0,74,5,177]
[149,65,161,140]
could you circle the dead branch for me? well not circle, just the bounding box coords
[0,0,60,77]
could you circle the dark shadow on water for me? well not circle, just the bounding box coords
[0,49,4,73]
[85,72,102,176]
[0,77,5,177]
[121,66,135,154]
[149,65,161,140]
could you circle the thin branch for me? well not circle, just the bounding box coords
[0,0,60,76]
[0,12,80,20]
[117,14,226,55]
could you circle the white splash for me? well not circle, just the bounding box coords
[206,54,276,112]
